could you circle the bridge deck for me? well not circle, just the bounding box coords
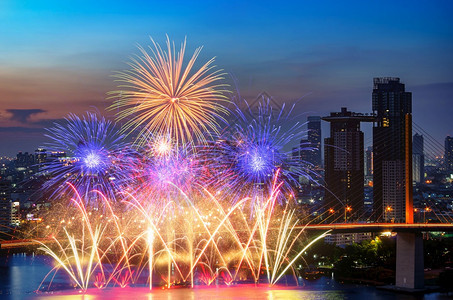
[298,223,453,233]
[1,223,452,249]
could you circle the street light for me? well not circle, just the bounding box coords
[424,207,431,223]
[385,205,393,222]
[345,206,352,222]
[386,205,392,220]
[327,208,335,222]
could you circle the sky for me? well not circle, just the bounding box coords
[1,0,453,156]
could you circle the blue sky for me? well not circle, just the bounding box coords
[1,0,452,156]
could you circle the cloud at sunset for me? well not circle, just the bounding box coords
[6,109,46,124]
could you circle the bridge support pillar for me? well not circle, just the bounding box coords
[395,232,424,289]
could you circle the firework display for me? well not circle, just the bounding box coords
[41,112,133,201]
[34,38,328,293]
[37,178,330,292]
[202,96,318,208]
[109,37,230,147]
[121,138,204,207]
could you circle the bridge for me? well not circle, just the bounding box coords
[299,222,453,233]
[0,238,55,249]
[297,116,453,291]
[299,222,453,291]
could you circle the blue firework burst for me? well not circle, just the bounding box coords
[205,94,318,206]
[42,112,131,201]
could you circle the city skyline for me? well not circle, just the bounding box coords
[1,2,453,297]
[1,1,453,156]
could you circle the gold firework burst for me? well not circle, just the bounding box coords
[109,37,230,147]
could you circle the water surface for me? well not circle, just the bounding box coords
[0,254,450,300]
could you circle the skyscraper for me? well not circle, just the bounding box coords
[304,116,322,168]
[0,180,11,232]
[372,77,412,223]
[445,136,453,174]
[412,134,424,184]
[323,108,374,220]
[365,146,373,177]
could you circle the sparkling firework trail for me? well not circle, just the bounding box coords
[36,172,330,291]
[109,37,230,147]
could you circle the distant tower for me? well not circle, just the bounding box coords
[445,136,453,174]
[365,146,373,174]
[372,77,412,223]
[307,116,322,168]
[323,108,374,220]
[412,134,424,184]
[299,139,310,164]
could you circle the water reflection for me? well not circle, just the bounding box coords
[0,253,50,300]
[0,254,448,300]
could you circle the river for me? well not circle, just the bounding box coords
[0,254,450,300]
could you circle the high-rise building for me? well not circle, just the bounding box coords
[15,152,34,168]
[412,134,424,184]
[445,136,453,174]
[323,108,374,220]
[301,116,322,168]
[14,151,35,181]
[0,180,11,232]
[35,148,47,172]
[372,77,412,222]
[365,146,373,178]
[10,201,20,227]
[365,146,373,186]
